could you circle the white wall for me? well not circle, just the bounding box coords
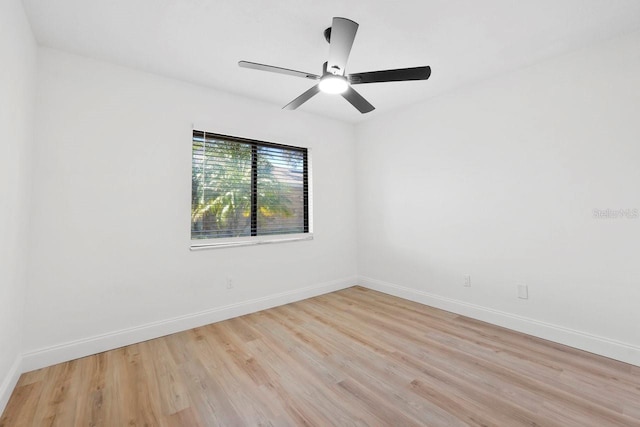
[356,31,640,364]
[22,48,357,368]
[0,0,37,412]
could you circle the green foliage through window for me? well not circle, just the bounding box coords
[191,131,308,239]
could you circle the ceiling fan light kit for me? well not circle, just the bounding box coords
[239,17,431,114]
[319,75,349,94]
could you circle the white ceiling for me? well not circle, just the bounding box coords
[22,0,640,123]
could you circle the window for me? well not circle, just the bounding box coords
[191,131,310,248]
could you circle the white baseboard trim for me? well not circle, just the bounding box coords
[358,276,640,367]
[0,356,22,416]
[21,276,357,372]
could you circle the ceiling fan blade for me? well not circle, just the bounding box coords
[342,86,375,114]
[239,61,320,80]
[349,66,431,84]
[327,17,359,75]
[283,85,321,110]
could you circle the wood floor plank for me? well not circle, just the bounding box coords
[2,286,639,426]
[0,382,42,427]
[145,338,190,417]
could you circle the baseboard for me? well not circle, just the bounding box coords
[21,276,357,372]
[0,356,22,416]
[359,276,640,367]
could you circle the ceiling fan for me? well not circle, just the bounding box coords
[239,17,431,114]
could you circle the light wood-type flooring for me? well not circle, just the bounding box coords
[2,286,639,426]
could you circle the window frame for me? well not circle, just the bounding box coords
[190,130,313,250]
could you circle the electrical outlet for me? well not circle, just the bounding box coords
[226,277,234,289]
[464,275,471,287]
[517,283,528,299]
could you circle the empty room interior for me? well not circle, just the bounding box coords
[2,0,640,425]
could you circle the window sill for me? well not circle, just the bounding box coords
[190,233,313,250]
